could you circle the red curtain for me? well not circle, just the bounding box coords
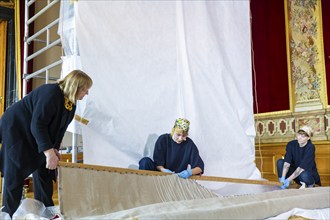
[322,0,330,104]
[250,0,289,113]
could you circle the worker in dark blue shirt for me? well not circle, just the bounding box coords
[0,70,93,217]
[277,125,321,189]
[139,118,204,179]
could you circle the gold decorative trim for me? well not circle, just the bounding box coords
[0,1,14,9]
[0,20,7,116]
[318,1,328,107]
[254,110,292,119]
[284,0,294,111]
[14,0,21,99]
[64,97,73,111]
[254,140,330,147]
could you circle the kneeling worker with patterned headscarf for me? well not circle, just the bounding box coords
[139,118,204,179]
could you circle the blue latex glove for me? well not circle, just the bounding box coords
[161,168,174,174]
[279,176,285,183]
[178,165,192,179]
[280,179,290,189]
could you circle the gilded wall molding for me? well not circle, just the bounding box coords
[0,1,14,9]
[286,0,327,112]
[255,109,329,143]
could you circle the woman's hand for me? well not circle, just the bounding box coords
[178,164,192,179]
[161,168,174,173]
[54,149,61,161]
[44,148,59,170]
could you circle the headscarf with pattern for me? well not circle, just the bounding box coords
[171,118,190,136]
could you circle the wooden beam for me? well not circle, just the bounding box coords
[191,175,282,186]
[58,161,282,186]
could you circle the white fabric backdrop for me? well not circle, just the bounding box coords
[74,0,262,194]
[59,0,85,135]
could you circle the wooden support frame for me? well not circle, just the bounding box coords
[58,161,282,186]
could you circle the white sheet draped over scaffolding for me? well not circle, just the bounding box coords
[63,0,262,194]
[58,0,85,135]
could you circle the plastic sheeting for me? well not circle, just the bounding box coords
[71,0,261,194]
[58,1,85,135]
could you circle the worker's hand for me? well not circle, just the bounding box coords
[44,148,59,170]
[178,164,192,179]
[279,176,285,183]
[54,149,61,160]
[161,168,174,174]
[280,179,290,189]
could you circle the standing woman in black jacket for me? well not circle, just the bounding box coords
[0,69,93,217]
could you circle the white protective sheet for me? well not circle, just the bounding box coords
[3,194,330,219]
[74,0,260,194]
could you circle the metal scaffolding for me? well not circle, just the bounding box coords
[23,0,79,163]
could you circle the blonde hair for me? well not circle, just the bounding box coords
[58,70,93,104]
[170,127,188,137]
